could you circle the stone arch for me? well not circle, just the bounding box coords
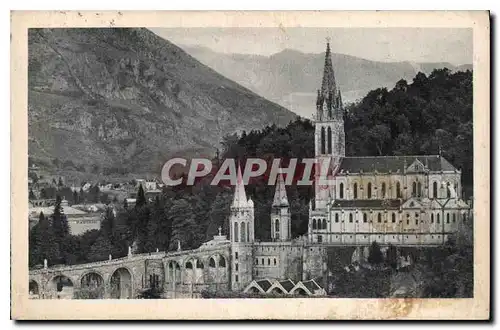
[29,279,40,295]
[209,256,216,268]
[109,267,133,299]
[79,271,105,299]
[167,260,181,283]
[312,218,317,229]
[184,257,204,284]
[48,274,74,299]
[322,218,327,229]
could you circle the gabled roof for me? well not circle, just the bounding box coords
[401,198,424,209]
[278,279,295,292]
[256,279,272,292]
[232,165,249,208]
[330,199,402,209]
[338,155,457,173]
[302,279,321,293]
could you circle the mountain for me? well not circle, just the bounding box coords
[28,28,297,177]
[179,45,472,118]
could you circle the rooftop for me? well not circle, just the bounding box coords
[338,155,457,173]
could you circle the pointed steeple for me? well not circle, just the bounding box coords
[232,164,248,208]
[320,39,337,98]
[272,173,289,207]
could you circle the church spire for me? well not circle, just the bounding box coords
[272,173,289,207]
[320,38,337,98]
[232,164,248,208]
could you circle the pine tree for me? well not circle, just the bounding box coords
[29,211,60,267]
[51,195,70,251]
[136,184,146,208]
[100,206,115,240]
[386,243,398,269]
[368,241,384,265]
[58,177,64,187]
[73,190,79,205]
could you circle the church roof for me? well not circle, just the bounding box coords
[330,199,402,209]
[272,173,289,207]
[337,155,457,173]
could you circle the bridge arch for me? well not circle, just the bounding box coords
[109,267,133,299]
[29,279,40,296]
[79,271,105,299]
[184,257,204,284]
[48,274,74,299]
[167,260,181,283]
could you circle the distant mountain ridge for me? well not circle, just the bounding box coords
[28,28,297,177]
[179,45,472,118]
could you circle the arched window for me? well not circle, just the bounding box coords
[406,213,410,225]
[219,256,226,267]
[431,214,434,223]
[196,260,204,269]
[349,213,353,223]
[367,183,372,199]
[446,213,450,224]
[381,182,386,198]
[322,219,327,229]
[447,183,451,198]
[209,258,216,268]
[453,214,456,223]
[377,213,382,223]
[327,127,332,154]
[437,214,441,224]
[335,214,339,223]
[267,258,270,266]
[312,219,317,229]
[321,127,326,154]
[240,222,246,242]
[363,213,367,223]
[233,222,239,242]
[274,258,277,265]
[353,183,358,199]
[339,183,344,199]
[396,182,402,198]
[247,222,250,242]
[275,219,280,233]
[392,213,396,223]
[412,182,417,197]
[417,182,422,197]
[433,182,438,198]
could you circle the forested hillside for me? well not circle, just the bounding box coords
[29,69,473,268]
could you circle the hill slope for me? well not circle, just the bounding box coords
[28,28,296,177]
[180,45,471,118]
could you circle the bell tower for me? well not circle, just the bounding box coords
[314,38,345,208]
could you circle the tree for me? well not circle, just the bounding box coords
[88,234,114,262]
[58,177,64,187]
[73,190,79,205]
[136,184,146,208]
[386,244,398,269]
[51,195,70,261]
[29,211,59,267]
[368,241,384,265]
[29,189,36,200]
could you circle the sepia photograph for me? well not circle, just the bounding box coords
[11,10,490,320]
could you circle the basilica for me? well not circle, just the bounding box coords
[226,41,472,292]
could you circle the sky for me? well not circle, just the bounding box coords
[151,27,472,66]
